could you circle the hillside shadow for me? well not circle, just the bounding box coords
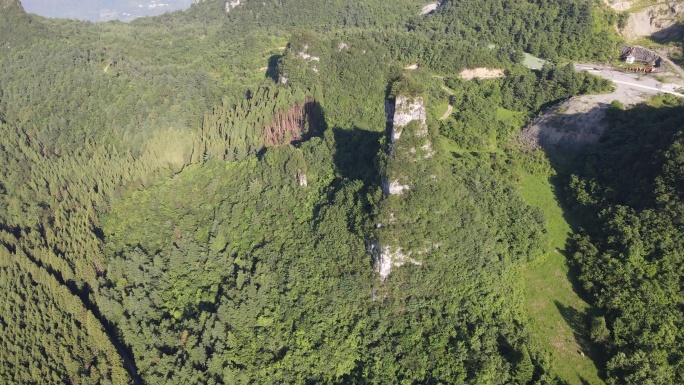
[555,301,606,375]
[332,127,383,185]
[308,127,382,233]
[538,139,601,312]
[265,54,282,83]
[648,22,684,45]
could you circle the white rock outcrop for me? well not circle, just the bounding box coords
[368,242,422,281]
[224,0,241,12]
[419,2,440,15]
[382,178,410,196]
[296,170,307,186]
[391,96,427,141]
[390,96,432,160]
[299,51,320,62]
[381,96,432,197]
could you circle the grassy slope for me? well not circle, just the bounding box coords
[517,172,605,385]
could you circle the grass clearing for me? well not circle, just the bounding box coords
[496,106,523,121]
[517,172,604,385]
[523,52,546,70]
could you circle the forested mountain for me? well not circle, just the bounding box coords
[2,0,679,384]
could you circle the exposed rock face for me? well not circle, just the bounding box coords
[225,0,241,12]
[391,96,427,141]
[368,242,422,281]
[382,96,430,196]
[603,0,635,11]
[384,99,395,123]
[298,51,320,62]
[620,2,684,40]
[262,98,322,146]
[388,96,433,161]
[297,45,321,75]
[381,177,410,196]
[419,2,440,15]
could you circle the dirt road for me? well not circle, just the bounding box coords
[574,64,684,98]
[438,85,454,120]
[439,104,453,120]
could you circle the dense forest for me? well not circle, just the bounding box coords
[2,0,682,384]
[566,96,684,384]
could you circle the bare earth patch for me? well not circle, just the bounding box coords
[459,68,504,80]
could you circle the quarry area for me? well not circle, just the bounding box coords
[521,63,684,150]
[605,0,684,41]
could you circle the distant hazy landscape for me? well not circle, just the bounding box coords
[21,0,194,21]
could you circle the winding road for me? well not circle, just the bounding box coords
[439,85,455,120]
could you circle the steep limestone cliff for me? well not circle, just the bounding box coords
[391,96,428,143]
[382,96,433,195]
[372,95,434,280]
